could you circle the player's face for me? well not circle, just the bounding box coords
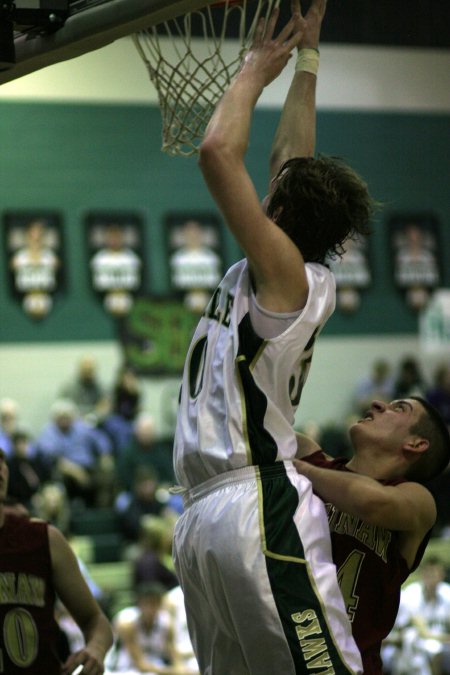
[0,449,9,501]
[350,398,425,451]
[138,595,162,626]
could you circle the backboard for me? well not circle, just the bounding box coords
[0,0,220,85]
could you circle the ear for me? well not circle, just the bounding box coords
[402,436,430,460]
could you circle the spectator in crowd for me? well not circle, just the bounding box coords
[60,354,110,425]
[105,581,196,674]
[426,363,450,430]
[103,364,142,454]
[0,397,19,457]
[115,466,167,543]
[111,365,142,422]
[393,355,427,400]
[163,585,200,674]
[382,556,450,675]
[132,515,179,593]
[7,428,49,509]
[353,359,395,417]
[32,481,72,535]
[118,412,175,492]
[34,398,113,506]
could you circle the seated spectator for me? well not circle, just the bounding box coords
[60,354,110,425]
[7,429,49,509]
[103,365,142,455]
[115,466,167,543]
[382,556,450,675]
[353,359,394,417]
[132,515,179,593]
[111,365,141,424]
[32,481,71,535]
[34,399,113,506]
[117,413,175,492]
[105,582,179,674]
[0,397,20,457]
[163,585,200,674]
[393,355,427,399]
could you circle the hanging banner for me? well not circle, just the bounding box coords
[389,213,441,311]
[86,211,145,317]
[164,212,224,314]
[4,211,65,320]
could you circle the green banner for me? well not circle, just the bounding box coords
[118,296,200,375]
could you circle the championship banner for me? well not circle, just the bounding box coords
[326,234,371,313]
[4,211,65,319]
[86,211,145,317]
[164,212,224,314]
[389,213,441,311]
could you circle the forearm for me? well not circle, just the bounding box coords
[201,10,302,163]
[294,459,390,525]
[270,0,326,177]
[270,70,317,175]
[80,612,113,659]
[200,68,264,161]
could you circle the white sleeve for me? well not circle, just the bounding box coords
[249,263,335,339]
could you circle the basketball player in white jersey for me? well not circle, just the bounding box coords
[172,2,375,673]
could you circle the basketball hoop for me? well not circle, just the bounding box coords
[133,0,281,157]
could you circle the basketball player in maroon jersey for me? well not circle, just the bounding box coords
[294,396,450,674]
[0,446,113,675]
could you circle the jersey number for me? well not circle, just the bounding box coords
[1,608,39,671]
[337,549,365,622]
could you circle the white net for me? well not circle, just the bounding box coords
[133,0,280,157]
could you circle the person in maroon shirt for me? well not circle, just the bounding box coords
[0,447,113,675]
[294,396,450,675]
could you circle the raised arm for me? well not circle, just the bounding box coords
[269,0,328,180]
[198,10,309,313]
[48,525,113,675]
[294,458,436,562]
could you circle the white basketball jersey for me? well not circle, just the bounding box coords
[173,258,335,488]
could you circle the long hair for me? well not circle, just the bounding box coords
[266,156,378,263]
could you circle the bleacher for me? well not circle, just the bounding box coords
[70,506,134,615]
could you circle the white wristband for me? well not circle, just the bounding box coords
[295,48,320,75]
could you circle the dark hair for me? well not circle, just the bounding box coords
[11,430,30,444]
[404,396,450,483]
[135,581,167,599]
[266,156,377,263]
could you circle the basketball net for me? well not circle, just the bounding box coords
[133,0,281,157]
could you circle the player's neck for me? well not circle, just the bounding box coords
[346,452,403,481]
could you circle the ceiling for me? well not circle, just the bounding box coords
[310,0,450,49]
[196,0,450,49]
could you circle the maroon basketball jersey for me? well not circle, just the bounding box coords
[0,513,62,674]
[304,451,430,675]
